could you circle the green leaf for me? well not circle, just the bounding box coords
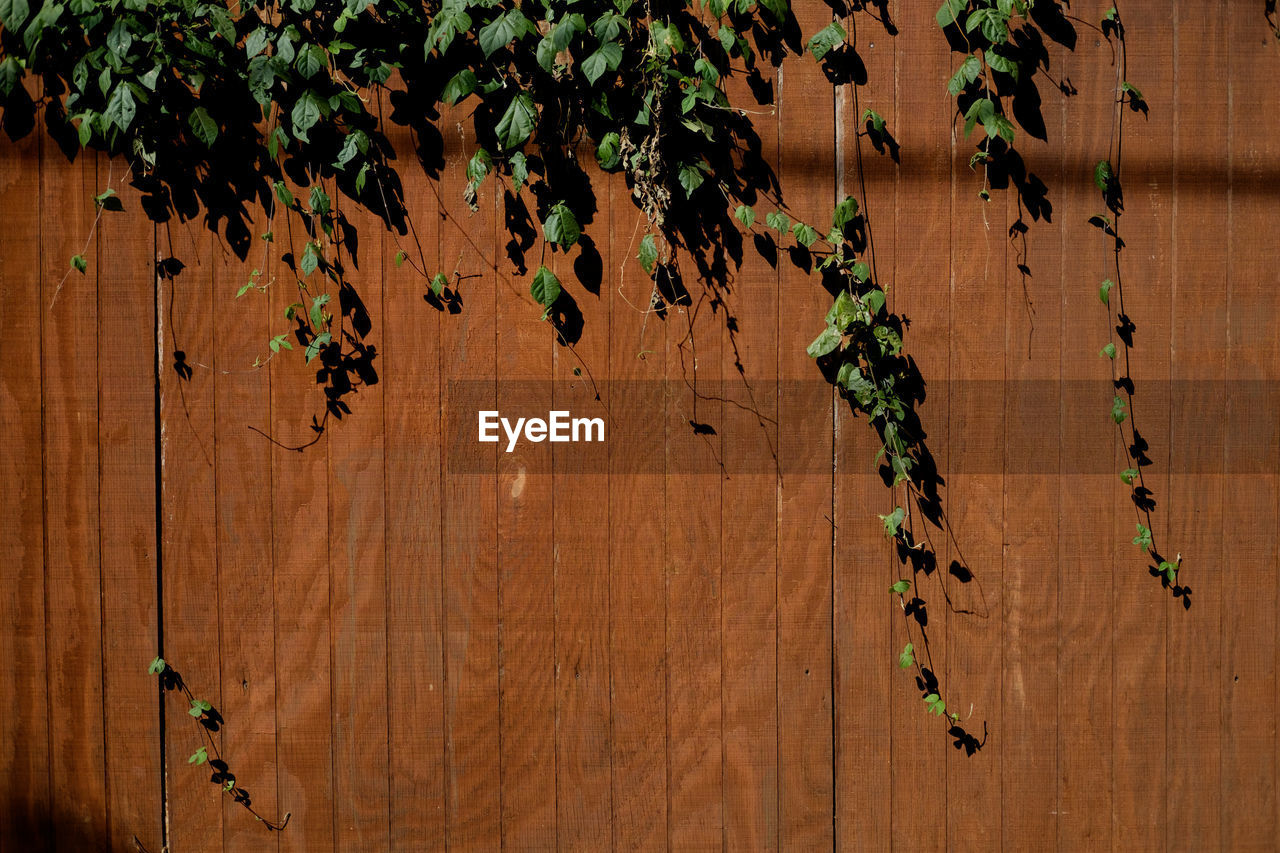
[305,331,331,364]
[880,506,905,538]
[1132,523,1152,553]
[825,291,859,329]
[295,43,327,79]
[106,20,133,60]
[596,132,621,169]
[530,265,561,309]
[495,93,537,150]
[791,222,820,248]
[806,21,846,61]
[860,108,886,133]
[1099,278,1114,305]
[430,273,447,296]
[1111,395,1127,424]
[274,181,295,207]
[479,9,532,57]
[70,254,87,274]
[188,107,218,147]
[309,292,330,328]
[1094,159,1113,192]
[104,84,137,132]
[1121,81,1144,103]
[638,233,658,274]
[948,54,982,96]
[765,210,789,232]
[1120,468,1138,485]
[678,164,705,196]
[581,41,622,83]
[0,0,31,32]
[1100,342,1116,359]
[543,203,580,247]
[734,205,755,228]
[300,242,320,276]
[148,656,166,675]
[291,93,320,142]
[442,69,477,104]
[890,580,911,595]
[1157,560,1178,582]
[806,325,842,358]
[985,48,1020,80]
[831,196,859,231]
[509,152,529,191]
[189,746,208,766]
[935,0,965,28]
[308,186,330,215]
[899,642,915,669]
[394,250,406,268]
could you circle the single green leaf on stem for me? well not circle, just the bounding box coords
[188,106,218,146]
[1093,159,1113,192]
[1100,342,1116,359]
[1120,467,1138,485]
[936,0,965,28]
[638,233,658,274]
[430,273,447,297]
[274,181,294,208]
[806,324,842,358]
[1099,278,1113,305]
[831,195,859,231]
[305,331,331,364]
[792,221,819,248]
[734,205,755,228]
[442,69,477,105]
[148,656,166,675]
[678,163,705,196]
[70,254,87,274]
[510,152,529,191]
[394,250,406,268]
[899,642,915,669]
[880,506,905,538]
[496,92,537,150]
[765,210,789,232]
[543,202,580,248]
[1111,395,1127,424]
[582,41,622,83]
[806,21,845,61]
[596,132,621,169]
[860,108,886,133]
[948,54,982,96]
[1133,523,1152,553]
[189,746,208,766]
[530,265,561,311]
[890,580,911,595]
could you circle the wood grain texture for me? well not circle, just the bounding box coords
[606,173,668,852]
[833,9,894,851]
[1055,15,1115,851]
[97,172,163,853]
[1222,5,1279,850]
[39,146,107,853]
[158,218,223,853]
[552,168,613,850]
[271,172,335,853]
[890,2,951,848]
[0,112,50,853]
[775,3,836,846]
[437,110,502,849]
[381,95,448,851]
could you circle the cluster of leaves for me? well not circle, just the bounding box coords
[149,656,291,830]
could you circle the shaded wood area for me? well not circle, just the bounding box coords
[1,2,1278,849]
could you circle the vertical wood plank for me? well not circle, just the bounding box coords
[890,4,951,848]
[1110,10,1173,848]
[776,5,836,846]
[212,215,280,849]
[438,112,501,849]
[158,219,224,853]
[552,172,613,849]
[327,192,391,852]
[40,145,107,853]
[999,31,1065,846]
[272,173,335,853]
[97,170,162,853]
[722,38,780,853]
[1222,4,1279,848]
[833,8,894,850]
[606,177,668,851]
[1056,18,1114,850]
[495,185,556,848]
[382,98,448,850]
[0,115,50,853]
[1165,5,1226,848]
[664,190,725,851]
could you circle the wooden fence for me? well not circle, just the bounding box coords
[2,1,1278,849]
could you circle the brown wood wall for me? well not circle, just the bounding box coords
[2,1,1277,849]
